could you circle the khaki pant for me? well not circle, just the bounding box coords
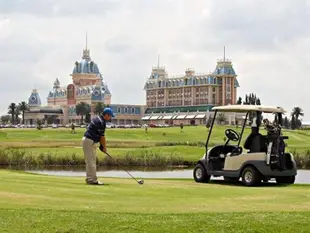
[82,137,98,183]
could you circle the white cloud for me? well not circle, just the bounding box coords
[0,0,309,121]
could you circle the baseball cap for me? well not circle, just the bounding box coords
[103,107,115,117]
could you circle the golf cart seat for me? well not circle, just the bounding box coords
[244,130,266,153]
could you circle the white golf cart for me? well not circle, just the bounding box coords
[193,105,297,186]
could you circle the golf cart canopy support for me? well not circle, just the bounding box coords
[205,105,287,152]
[212,105,286,114]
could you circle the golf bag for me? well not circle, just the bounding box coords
[265,123,285,170]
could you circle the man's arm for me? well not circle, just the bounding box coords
[97,119,107,153]
[100,136,106,153]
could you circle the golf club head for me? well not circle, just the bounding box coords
[138,180,144,185]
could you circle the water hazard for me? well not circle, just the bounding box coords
[23,167,310,184]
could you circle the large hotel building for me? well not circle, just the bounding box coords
[142,58,240,125]
[24,41,240,126]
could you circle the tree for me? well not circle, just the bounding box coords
[216,113,226,125]
[291,107,304,130]
[15,107,21,124]
[76,102,91,124]
[243,93,261,105]
[236,97,242,105]
[291,107,304,121]
[7,103,17,124]
[242,93,262,123]
[0,115,11,124]
[283,117,289,129]
[94,102,105,115]
[36,119,43,130]
[18,101,29,124]
[206,115,212,129]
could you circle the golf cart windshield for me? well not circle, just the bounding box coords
[205,105,286,153]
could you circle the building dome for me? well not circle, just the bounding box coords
[28,89,42,107]
[72,48,100,74]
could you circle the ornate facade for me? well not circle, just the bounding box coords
[24,45,145,126]
[142,58,241,125]
[24,43,241,126]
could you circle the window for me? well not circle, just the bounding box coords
[131,108,135,114]
[213,87,216,92]
[117,107,121,113]
[124,107,128,113]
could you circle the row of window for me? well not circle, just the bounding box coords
[116,107,136,114]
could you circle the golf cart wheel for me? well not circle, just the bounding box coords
[241,166,261,186]
[276,176,295,184]
[193,163,210,183]
[224,177,239,182]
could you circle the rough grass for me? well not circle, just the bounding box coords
[1,126,310,168]
[1,170,310,233]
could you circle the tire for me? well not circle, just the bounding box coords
[193,163,211,183]
[224,177,239,182]
[276,176,295,185]
[241,166,261,186]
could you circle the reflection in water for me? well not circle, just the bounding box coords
[20,167,310,184]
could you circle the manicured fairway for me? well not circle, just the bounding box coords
[1,170,310,232]
[1,126,310,168]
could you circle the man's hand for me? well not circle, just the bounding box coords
[99,144,107,153]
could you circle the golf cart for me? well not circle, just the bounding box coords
[193,105,297,186]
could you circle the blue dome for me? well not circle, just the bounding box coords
[73,59,100,74]
[28,89,42,106]
[72,49,100,74]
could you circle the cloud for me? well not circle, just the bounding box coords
[0,0,122,17]
[0,0,310,120]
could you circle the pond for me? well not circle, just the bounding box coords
[20,167,310,184]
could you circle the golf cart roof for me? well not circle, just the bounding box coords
[212,105,286,113]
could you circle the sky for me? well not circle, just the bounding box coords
[0,0,310,120]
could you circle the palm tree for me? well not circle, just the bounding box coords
[18,101,29,124]
[15,107,21,124]
[291,107,304,130]
[76,102,91,124]
[292,107,304,120]
[7,103,17,124]
[216,113,226,125]
[94,102,105,115]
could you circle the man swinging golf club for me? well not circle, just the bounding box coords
[82,107,114,185]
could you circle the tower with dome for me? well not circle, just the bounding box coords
[24,40,144,126]
[24,42,240,126]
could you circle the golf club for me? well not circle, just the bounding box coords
[104,151,144,185]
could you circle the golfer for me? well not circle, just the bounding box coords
[82,107,114,185]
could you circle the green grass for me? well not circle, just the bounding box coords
[1,126,310,167]
[1,170,310,232]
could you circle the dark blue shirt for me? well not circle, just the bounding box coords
[84,116,106,143]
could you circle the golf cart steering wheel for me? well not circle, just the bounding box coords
[225,129,240,142]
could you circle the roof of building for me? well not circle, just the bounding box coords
[27,108,63,114]
[72,47,100,74]
[145,105,214,114]
[28,89,42,106]
[212,105,286,113]
[212,60,237,76]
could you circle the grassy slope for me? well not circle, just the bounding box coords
[1,170,310,232]
[1,126,309,148]
[1,127,310,165]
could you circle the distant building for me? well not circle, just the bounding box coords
[24,40,241,126]
[24,44,145,126]
[142,57,240,125]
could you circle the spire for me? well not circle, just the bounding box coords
[82,32,90,60]
[86,31,88,50]
[157,54,160,69]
